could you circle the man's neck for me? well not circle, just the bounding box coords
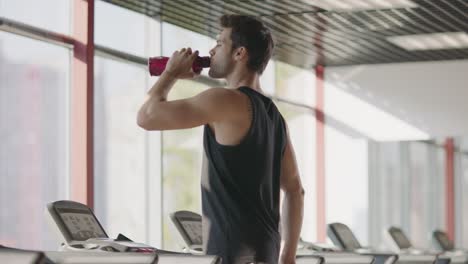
[225,69,262,93]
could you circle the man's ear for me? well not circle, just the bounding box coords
[233,47,248,61]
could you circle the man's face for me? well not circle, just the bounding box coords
[208,28,235,79]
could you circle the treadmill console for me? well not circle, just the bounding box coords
[47,200,156,253]
[327,223,399,264]
[432,230,454,251]
[327,223,362,251]
[387,227,412,250]
[47,200,108,243]
[42,201,223,263]
[170,211,203,252]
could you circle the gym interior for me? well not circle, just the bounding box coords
[1,0,468,263]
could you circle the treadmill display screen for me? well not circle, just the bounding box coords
[181,220,203,245]
[435,232,454,250]
[334,224,361,250]
[390,229,411,249]
[57,208,107,241]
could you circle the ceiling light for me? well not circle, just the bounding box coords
[387,32,468,51]
[302,0,417,11]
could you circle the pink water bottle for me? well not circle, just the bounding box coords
[148,56,210,76]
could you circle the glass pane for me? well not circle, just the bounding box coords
[408,142,445,248]
[368,141,445,249]
[93,56,162,246]
[162,22,214,59]
[0,31,70,250]
[260,60,275,95]
[162,22,215,78]
[368,142,409,249]
[461,150,468,248]
[325,125,368,245]
[95,0,161,57]
[275,61,315,106]
[276,102,316,242]
[0,0,71,35]
[162,81,209,250]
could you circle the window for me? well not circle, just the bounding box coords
[0,31,70,250]
[0,0,71,35]
[276,102,317,241]
[275,61,316,107]
[93,55,162,246]
[159,21,214,250]
[460,152,468,247]
[325,125,368,245]
[260,60,275,95]
[161,80,209,250]
[93,1,163,246]
[368,141,445,249]
[162,22,214,58]
[407,142,445,248]
[455,137,468,247]
[95,0,160,57]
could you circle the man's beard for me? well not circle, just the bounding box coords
[208,66,225,79]
[208,60,231,79]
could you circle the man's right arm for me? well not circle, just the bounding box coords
[279,124,305,264]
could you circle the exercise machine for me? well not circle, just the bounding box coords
[170,210,374,264]
[43,200,221,264]
[432,230,467,255]
[328,222,446,264]
[386,227,467,264]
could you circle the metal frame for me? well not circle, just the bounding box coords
[315,65,326,242]
[0,16,74,47]
[70,0,95,209]
[445,138,455,241]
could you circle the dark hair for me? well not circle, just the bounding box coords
[220,14,274,74]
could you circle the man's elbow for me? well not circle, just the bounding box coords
[137,112,159,131]
[284,179,305,198]
[296,186,305,198]
[293,186,305,204]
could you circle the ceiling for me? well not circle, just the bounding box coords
[325,60,468,139]
[101,0,468,69]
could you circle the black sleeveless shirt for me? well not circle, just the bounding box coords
[202,87,287,264]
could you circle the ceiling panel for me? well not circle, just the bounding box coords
[101,0,468,69]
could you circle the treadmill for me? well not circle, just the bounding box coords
[328,223,447,264]
[170,210,204,254]
[432,230,468,264]
[433,230,468,254]
[171,210,374,264]
[43,200,221,264]
[327,223,398,264]
[0,247,220,264]
[433,231,456,252]
[0,245,51,264]
[386,226,465,264]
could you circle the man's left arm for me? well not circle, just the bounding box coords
[137,82,233,131]
[279,123,305,264]
[137,48,237,131]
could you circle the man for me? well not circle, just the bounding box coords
[137,15,304,264]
